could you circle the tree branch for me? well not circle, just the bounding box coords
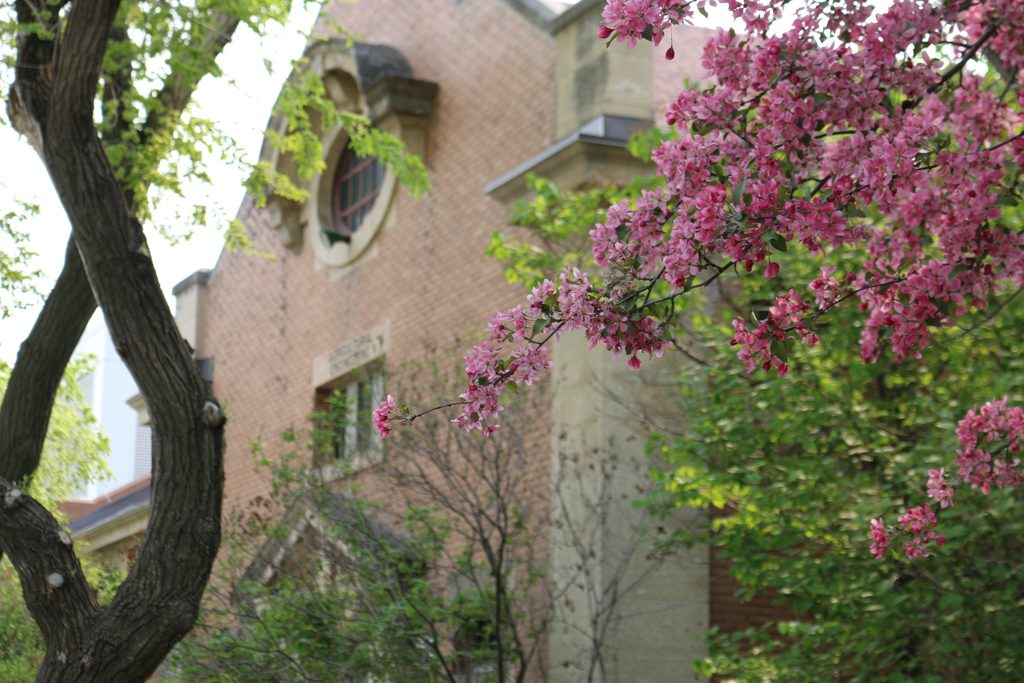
[136,10,241,150]
[6,0,62,154]
[0,238,96,487]
[0,480,99,667]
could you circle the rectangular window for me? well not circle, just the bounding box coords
[133,424,152,479]
[315,370,384,470]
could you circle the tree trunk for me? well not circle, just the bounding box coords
[1,1,229,680]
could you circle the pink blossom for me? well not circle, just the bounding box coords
[898,503,937,535]
[509,344,553,386]
[880,399,1024,560]
[809,266,843,310]
[926,468,955,508]
[869,518,889,559]
[903,536,933,560]
[372,395,396,440]
[730,290,818,376]
[954,399,1024,493]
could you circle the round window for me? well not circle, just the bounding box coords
[325,146,384,245]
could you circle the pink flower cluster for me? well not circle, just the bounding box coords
[372,394,396,439]
[954,398,1024,494]
[869,518,889,559]
[599,0,688,47]
[897,504,945,559]
[808,266,844,310]
[729,290,819,376]
[596,0,1024,372]
[926,468,955,509]
[870,504,945,560]
[874,399,1023,560]
[448,266,670,433]
[453,340,553,433]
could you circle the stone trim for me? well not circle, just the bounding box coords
[484,114,651,201]
[259,40,437,271]
[311,324,389,390]
[365,76,440,121]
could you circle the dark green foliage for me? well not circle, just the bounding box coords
[652,252,1024,681]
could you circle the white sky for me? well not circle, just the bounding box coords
[0,0,741,364]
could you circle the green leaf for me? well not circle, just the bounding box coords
[770,339,789,362]
[732,179,748,206]
[766,232,788,252]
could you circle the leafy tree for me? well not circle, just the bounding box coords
[1,357,112,512]
[0,1,425,680]
[0,200,40,320]
[488,148,1024,676]
[654,251,1024,680]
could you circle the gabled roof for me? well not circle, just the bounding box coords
[62,476,152,536]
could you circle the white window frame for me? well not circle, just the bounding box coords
[315,368,385,480]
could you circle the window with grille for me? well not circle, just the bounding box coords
[325,146,384,245]
[315,370,384,467]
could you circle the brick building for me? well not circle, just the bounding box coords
[167,0,781,679]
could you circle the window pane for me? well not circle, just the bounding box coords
[330,146,382,237]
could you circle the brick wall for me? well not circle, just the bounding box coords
[201,0,559,516]
[707,507,796,634]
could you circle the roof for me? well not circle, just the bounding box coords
[500,0,594,32]
[66,476,151,537]
[60,475,151,521]
[484,114,650,197]
[535,0,579,14]
[171,269,212,296]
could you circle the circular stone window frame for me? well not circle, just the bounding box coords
[307,121,400,269]
[260,40,437,271]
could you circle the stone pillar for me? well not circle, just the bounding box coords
[553,1,654,138]
[172,269,212,356]
[548,331,708,682]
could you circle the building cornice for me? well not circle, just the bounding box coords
[484,114,651,201]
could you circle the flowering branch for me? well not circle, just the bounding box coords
[377,0,1024,562]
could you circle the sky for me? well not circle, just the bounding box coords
[0,0,746,364]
